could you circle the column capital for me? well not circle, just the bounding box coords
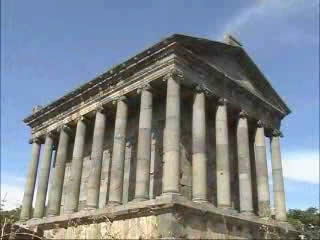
[194,84,210,95]
[126,137,136,147]
[137,84,153,94]
[46,131,58,141]
[163,69,183,83]
[239,110,248,119]
[28,137,42,144]
[218,98,228,106]
[272,129,283,137]
[104,149,112,155]
[77,115,89,124]
[256,120,266,128]
[95,104,107,114]
[58,124,72,134]
[112,95,128,105]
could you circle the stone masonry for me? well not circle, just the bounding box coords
[19,34,296,239]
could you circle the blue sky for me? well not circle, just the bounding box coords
[1,0,319,210]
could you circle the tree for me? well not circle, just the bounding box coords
[287,207,320,240]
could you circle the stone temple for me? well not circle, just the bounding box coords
[19,34,296,239]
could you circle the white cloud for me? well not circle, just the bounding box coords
[217,0,319,46]
[1,183,24,210]
[282,150,319,184]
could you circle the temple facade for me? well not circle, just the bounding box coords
[19,34,296,239]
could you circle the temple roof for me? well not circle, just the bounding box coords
[24,34,291,125]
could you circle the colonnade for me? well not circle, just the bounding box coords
[20,72,287,222]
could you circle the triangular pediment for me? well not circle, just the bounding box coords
[173,34,291,115]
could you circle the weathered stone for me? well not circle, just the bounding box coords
[134,86,153,201]
[20,139,41,220]
[33,134,54,218]
[192,89,208,202]
[271,132,287,221]
[254,124,270,217]
[108,97,128,205]
[216,99,232,209]
[162,73,181,195]
[65,117,87,213]
[47,125,71,216]
[237,112,254,214]
[87,109,107,209]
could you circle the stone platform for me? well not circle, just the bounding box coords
[20,195,297,239]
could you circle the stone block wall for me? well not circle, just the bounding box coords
[42,208,296,239]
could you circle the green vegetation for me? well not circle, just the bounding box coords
[287,207,320,240]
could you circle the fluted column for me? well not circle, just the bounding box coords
[254,121,270,217]
[134,85,153,201]
[162,70,182,195]
[47,125,71,216]
[271,130,287,221]
[87,108,107,209]
[33,133,54,218]
[108,96,128,205]
[216,98,231,208]
[237,111,253,214]
[192,86,208,202]
[65,116,87,213]
[20,138,41,221]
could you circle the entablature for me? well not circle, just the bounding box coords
[26,41,287,139]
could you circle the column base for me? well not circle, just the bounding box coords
[240,210,255,216]
[161,191,181,196]
[132,197,149,202]
[192,198,208,203]
[107,201,121,207]
[84,206,97,211]
[19,217,30,222]
[218,207,239,216]
[63,209,76,214]
[32,214,44,219]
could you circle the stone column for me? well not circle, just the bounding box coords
[271,130,287,221]
[162,70,182,195]
[99,149,112,208]
[33,133,54,218]
[237,111,253,214]
[122,141,133,204]
[192,86,208,202]
[47,125,71,216]
[149,135,157,199]
[254,121,270,217]
[108,96,128,205]
[65,116,87,213]
[87,107,107,209]
[20,138,41,220]
[134,85,153,201]
[216,98,232,208]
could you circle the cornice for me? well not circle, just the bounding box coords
[30,57,177,138]
[25,34,290,131]
[24,39,178,127]
[26,38,288,138]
